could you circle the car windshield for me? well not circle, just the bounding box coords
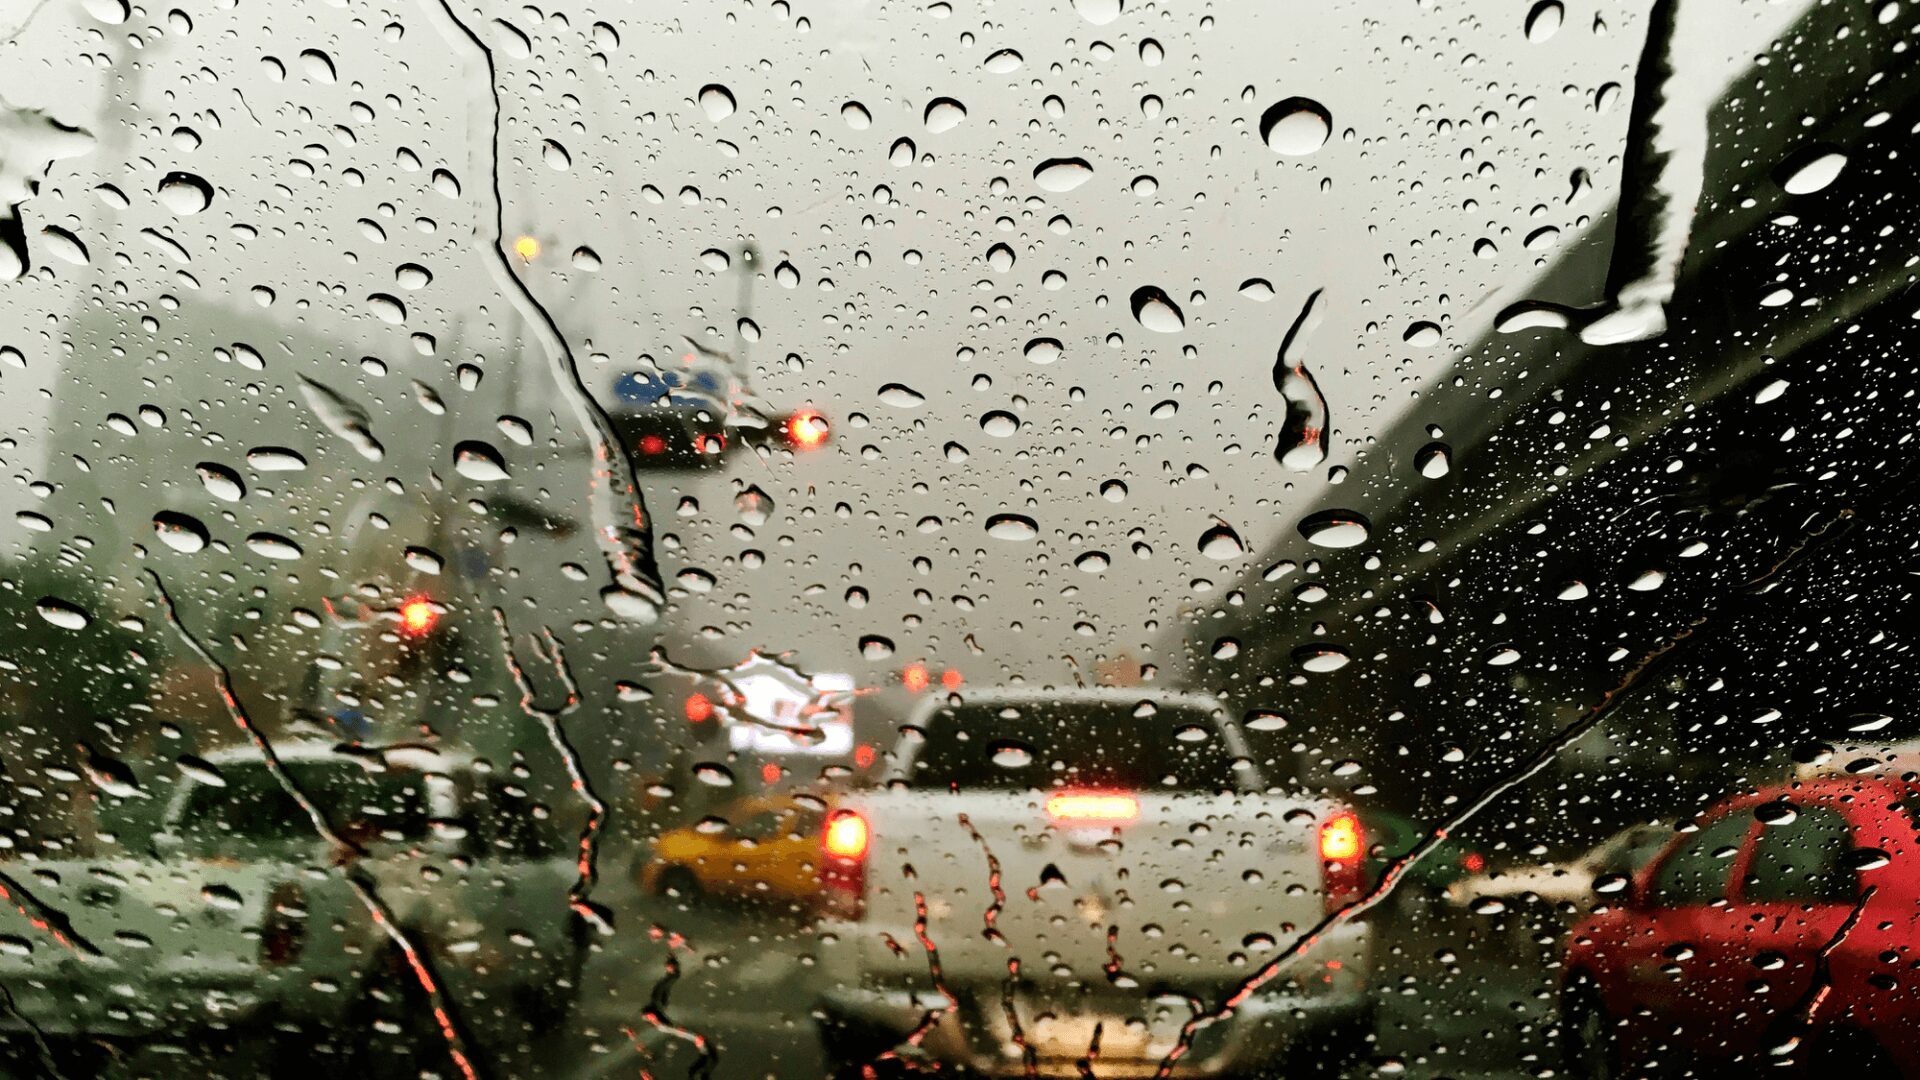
[4,1,1918,1077]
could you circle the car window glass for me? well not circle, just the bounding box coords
[1647,815,1751,907]
[1741,807,1857,905]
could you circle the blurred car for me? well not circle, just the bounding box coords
[1560,775,1920,1077]
[609,342,828,468]
[0,741,587,1073]
[1446,823,1670,913]
[814,688,1373,1078]
[638,794,833,911]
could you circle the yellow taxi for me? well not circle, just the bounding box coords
[638,794,847,909]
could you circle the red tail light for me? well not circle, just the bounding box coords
[1320,811,1366,913]
[398,596,438,638]
[821,810,868,917]
[785,409,829,449]
[1046,791,1140,824]
[684,692,714,723]
[902,663,931,693]
[638,433,668,456]
[261,883,307,966]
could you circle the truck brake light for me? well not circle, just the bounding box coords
[823,811,869,860]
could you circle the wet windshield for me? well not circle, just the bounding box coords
[3,0,1919,1077]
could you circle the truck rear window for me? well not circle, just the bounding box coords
[904,701,1251,793]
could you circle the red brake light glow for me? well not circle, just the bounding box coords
[1046,792,1140,824]
[940,668,964,690]
[1461,851,1487,873]
[823,811,869,860]
[684,692,714,723]
[638,434,668,456]
[398,597,438,638]
[786,409,829,449]
[1319,812,1363,863]
[902,663,930,693]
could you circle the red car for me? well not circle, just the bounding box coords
[1560,775,1920,1077]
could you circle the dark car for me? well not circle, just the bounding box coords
[1560,776,1920,1077]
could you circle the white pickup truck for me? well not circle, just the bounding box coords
[812,688,1374,1078]
[0,740,587,1075]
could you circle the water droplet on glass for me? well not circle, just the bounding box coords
[890,138,916,166]
[924,97,967,133]
[35,597,91,630]
[944,442,970,462]
[404,546,444,574]
[453,440,510,481]
[541,139,572,170]
[1244,710,1287,731]
[395,263,432,289]
[1627,568,1666,591]
[1239,278,1274,302]
[1075,551,1109,573]
[246,447,306,472]
[1299,509,1371,548]
[698,84,737,121]
[861,635,896,660]
[735,486,774,526]
[156,171,212,215]
[40,225,89,266]
[1524,0,1564,42]
[1403,321,1442,347]
[1275,289,1331,471]
[986,514,1038,541]
[984,49,1023,73]
[1293,644,1351,673]
[693,762,735,787]
[1024,338,1062,364]
[1557,581,1589,600]
[1778,146,1847,195]
[1198,523,1245,560]
[246,532,303,561]
[197,462,246,500]
[990,741,1034,768]
[1260,97,1332,156]
[1033,157,1094,193]
[981,410,1019,437]
[1494,301,1573,333]
[1415,442,1450,479]
[1071,0,1122,26]
[841,101,871,129]
[1129,286,1185,333]
[153,511,208,554]
[775,260,800,287]
[879,383,925,408]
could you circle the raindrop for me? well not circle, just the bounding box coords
[299,48,336,83]
[841,101,871,129]
[197,462,246,500]
[246,533,303,561]
[1754,800,1797,826]
[35,598,91,630]
[889,138,916,166]
[775,260,800,287]
[1486,646,1521,667]
[1845,848,1891,871]
[542,139,572,170]
[1524,0,1564,42]
[296,376,384,461]
[1139,38,1163,65]
[986,514,1038,541]
[735,486,775,526]
[202,884,244,911]
[981,410,1019,437]
[1274,289,1331,471]
[924,97,967,133]
[698,84,737,121]
[152,511,208,554]
[944,442,969,462]
[1071,0,1122,26]
[861,635,895,660]
[693,762,735,787]
[1198,523,1245,560]
[1033,157,1094,192]
[1260,98,1332,156]
[40,225,89,266]
[1299,509,1371,548]
[246,447,306,472]
[1239,278,1274,302]
[1627,568,1666,591]
[879,383,925,408]
[986,243,1015,272]
[1525,226,1561,251]
[453,440,510,481]
[1129,286,1185,333]
[1023,338,1062,364]
[1101,480,1127,502]
[1415,442,1450,479]
[367,293,406,324]
[156,171,212,215]
[990,741,1034,768]
[984,49,1023,73]
[1131,175,1158,198]
[1403,321,1442,346]
[1075,551,1109,573]
[395,263,432,289]
[1778,146,1847,195]
[1244,710,1287,732]
[15,512,50,532]
[677,568,715,593]
[1293,644,1351,673]
[1493,301,1573,333]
